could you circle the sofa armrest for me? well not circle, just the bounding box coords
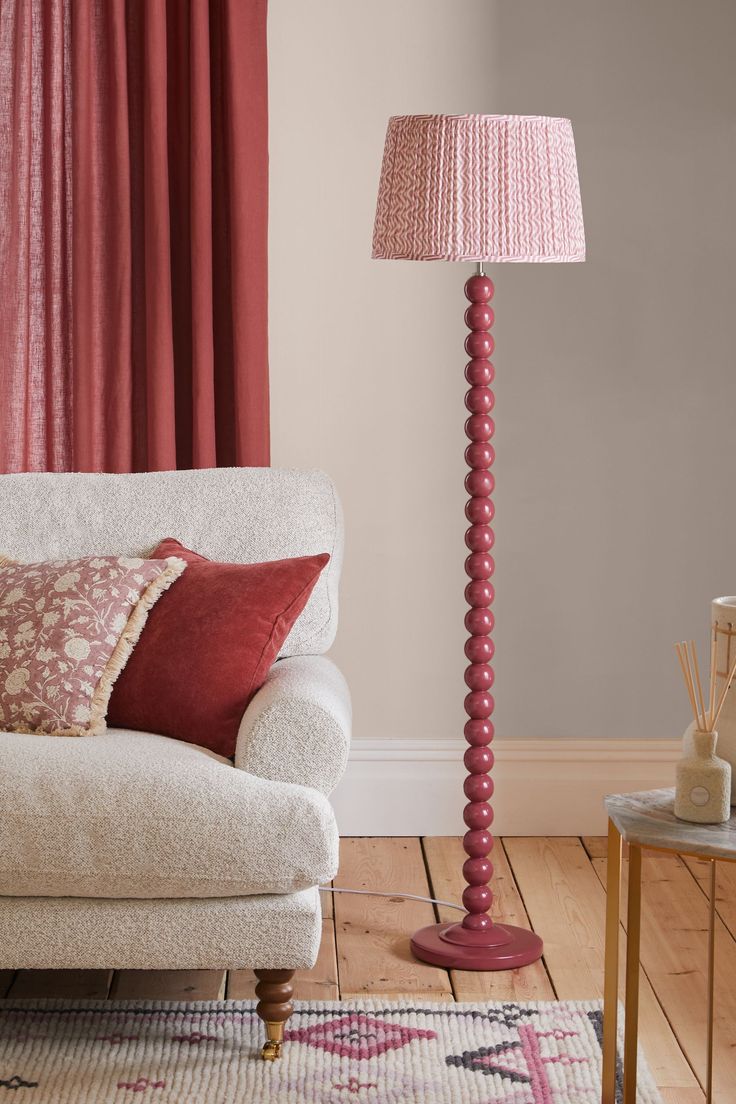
[234,655,351,795]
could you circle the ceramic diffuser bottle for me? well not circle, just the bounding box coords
[675,638,736,824]
[675,730,731,824]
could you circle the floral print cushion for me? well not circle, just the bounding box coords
[0,555,185,736]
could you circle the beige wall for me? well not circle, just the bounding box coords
[269,0,736,744]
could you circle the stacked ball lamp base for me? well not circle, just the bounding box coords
[410,269,544,971]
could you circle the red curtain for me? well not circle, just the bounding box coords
[0,0,269,473]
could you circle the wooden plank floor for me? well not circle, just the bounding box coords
[3,836,731,1103]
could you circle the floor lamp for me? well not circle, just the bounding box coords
[372,114,585,971]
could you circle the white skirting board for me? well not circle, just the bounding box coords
[330,738,681,836]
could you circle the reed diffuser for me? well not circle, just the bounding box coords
[674,639,733,824]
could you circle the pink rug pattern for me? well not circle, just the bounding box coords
[0,998,663,1103]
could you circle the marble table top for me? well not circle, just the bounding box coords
[605,788,736,861]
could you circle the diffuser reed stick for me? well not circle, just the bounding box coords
[690,641,707,731]
[675,635,736,733]
[675,641,701,727]
[709,631,717,723]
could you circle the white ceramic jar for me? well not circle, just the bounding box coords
[675,730,731,824]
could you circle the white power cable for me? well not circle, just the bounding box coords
[319,885,464,912]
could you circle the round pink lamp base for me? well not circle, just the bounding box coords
[411,922,544,971]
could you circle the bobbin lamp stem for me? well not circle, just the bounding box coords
[410,265,544,971]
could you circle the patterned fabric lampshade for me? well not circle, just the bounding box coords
[372,114,585,263]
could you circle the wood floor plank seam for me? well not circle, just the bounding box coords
[328,880,342,1001]
[419,835,458,1001]
[501,837,560,1000]
[418,835,445,923]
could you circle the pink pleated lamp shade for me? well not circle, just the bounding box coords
[372,114,585,263]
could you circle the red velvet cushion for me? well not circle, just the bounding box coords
[108,538,329,757]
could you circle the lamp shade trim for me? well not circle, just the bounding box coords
[372,113,585,264]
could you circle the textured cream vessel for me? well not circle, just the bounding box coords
[675,730,730,824]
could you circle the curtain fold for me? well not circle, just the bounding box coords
[188,1,217,469]
[0,0,269,474]
[0,0,72,471]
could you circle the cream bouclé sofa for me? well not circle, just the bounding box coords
[0,468,350,1060]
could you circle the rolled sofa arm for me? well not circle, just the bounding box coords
[234,655,351,795]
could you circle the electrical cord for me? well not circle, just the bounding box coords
[319,885,464,912]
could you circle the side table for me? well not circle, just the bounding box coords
[602,788,736,1104]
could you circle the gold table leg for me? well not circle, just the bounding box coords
[623,843,642,1104]
[706,860,716,1104]
[602,819,622,1104]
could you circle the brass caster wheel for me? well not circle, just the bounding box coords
[261,1040,281,1061]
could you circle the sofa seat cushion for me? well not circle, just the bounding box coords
[0,728,339,899]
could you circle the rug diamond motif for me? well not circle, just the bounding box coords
[285,1012,436,1058]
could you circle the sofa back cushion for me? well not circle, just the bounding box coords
[0,468,342,657]
[108,540,329,757]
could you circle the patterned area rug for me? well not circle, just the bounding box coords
[0,998,662,1103]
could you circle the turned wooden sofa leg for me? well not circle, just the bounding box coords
[254,969,295,1060]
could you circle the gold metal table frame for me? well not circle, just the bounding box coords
[601,817,730,1104]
